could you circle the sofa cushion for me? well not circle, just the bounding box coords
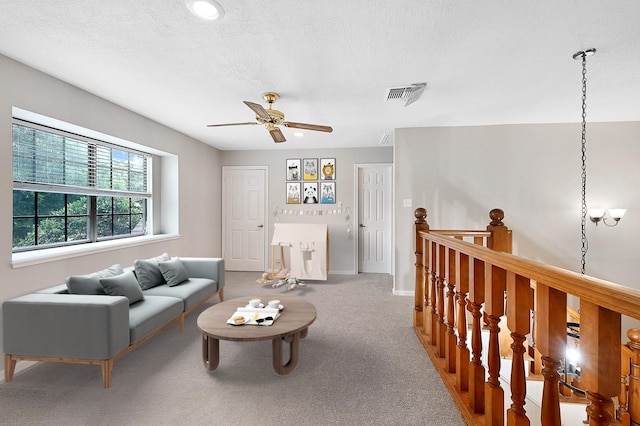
[157,258,189,287]
[100,271,145,304]
[128,296,183,344]
[134,253,170,290]
[142,278,217,311]
[66,264,124,295]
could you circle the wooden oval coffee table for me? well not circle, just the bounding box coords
[197,295,317,375]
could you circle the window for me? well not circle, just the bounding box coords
[12,120,151,252]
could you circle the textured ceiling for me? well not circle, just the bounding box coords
[0,1,638,151]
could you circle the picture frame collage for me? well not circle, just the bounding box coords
[286,158,335,204]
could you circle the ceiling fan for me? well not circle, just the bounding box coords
[207,92,333,143]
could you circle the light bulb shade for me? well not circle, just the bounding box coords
[588,208,606,220]
[608,209,627,220]
[185,0,225,20]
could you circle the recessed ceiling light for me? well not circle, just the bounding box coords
[294,132,304,138]
[186,0,225,20]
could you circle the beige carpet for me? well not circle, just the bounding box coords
[0,272,465,426]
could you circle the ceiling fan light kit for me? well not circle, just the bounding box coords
[185,0,225,20]
[207,92,333,143]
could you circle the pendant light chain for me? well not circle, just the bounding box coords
[576,49,595,275]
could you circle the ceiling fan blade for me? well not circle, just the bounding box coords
[206,122,258,127]
[269,127,287,143]
[284,121,333,133]
[244,101,272,121]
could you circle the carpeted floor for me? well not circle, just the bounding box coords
[0,272,466,426]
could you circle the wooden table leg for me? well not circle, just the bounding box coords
[202,334,220,372]
[272,329,306,375]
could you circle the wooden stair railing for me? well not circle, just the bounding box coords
[413,207,640,425]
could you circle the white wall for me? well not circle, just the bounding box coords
[0,54,223,358]
[394,122,640,302]
[221,147,393,274]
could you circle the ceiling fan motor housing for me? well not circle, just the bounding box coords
[258,108,284,124]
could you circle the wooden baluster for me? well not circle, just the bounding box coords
[429,240,438,346]
[627,329,640,424]
[445,248,457,373]
[485,263,507,425]
[506,272,532,425]
[580,301,621,426]
[437,244,447,358]
[469,257,485,414]
[585,391,614,426]
[619,374,630,425]
[535,283,566,426]
[422,239,431,339]
[530,283,543,376]
[456,251,470,393]
[414,208,429,328]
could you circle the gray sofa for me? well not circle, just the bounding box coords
[3,256,224,388]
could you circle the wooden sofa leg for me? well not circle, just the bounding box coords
[179,314,185,332]
[219,288,224,302]
[5,354,16,382]
[101,359,113,389]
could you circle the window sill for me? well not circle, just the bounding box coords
[11,234,180,269]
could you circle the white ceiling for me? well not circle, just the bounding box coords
[1,1,638,151]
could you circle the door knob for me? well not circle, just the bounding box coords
[359,224,366,228]
[257,224,264,228]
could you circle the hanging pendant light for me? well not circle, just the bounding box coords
[574,48,595,275]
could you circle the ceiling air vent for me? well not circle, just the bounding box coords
[384,82,427,107]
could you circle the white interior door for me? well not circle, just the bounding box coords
[223,167,266,271]
[357,164,392,273]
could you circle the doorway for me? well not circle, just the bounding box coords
[222,166,267,271]
[355,164,393,273]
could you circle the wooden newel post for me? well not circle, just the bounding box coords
[414,208,429,328]
[486,208,512,254]
[627,329,640,424]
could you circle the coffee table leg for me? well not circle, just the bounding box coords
[272,329,306,375]
[202,334,220,372]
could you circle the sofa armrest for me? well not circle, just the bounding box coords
[3,294,130,360]
[180,258,225,290]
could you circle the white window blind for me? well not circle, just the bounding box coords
[12,120,150,198]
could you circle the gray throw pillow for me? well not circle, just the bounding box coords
[100,271,145,304]
[158,258,190,287]
[134,253,170,290]
[66,264,124,295]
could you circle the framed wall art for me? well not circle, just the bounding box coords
[303,158,318,180]
[286,159,301,181]
[320,182,336,204]
[320,158,335,180]
[302,182,319,204]
[286,182,301,204]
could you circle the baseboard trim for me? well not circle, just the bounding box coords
[393,290,414,297]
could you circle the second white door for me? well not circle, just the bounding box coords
[357,164,392,273]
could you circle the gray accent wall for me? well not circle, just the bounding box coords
[221,148,393,275]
